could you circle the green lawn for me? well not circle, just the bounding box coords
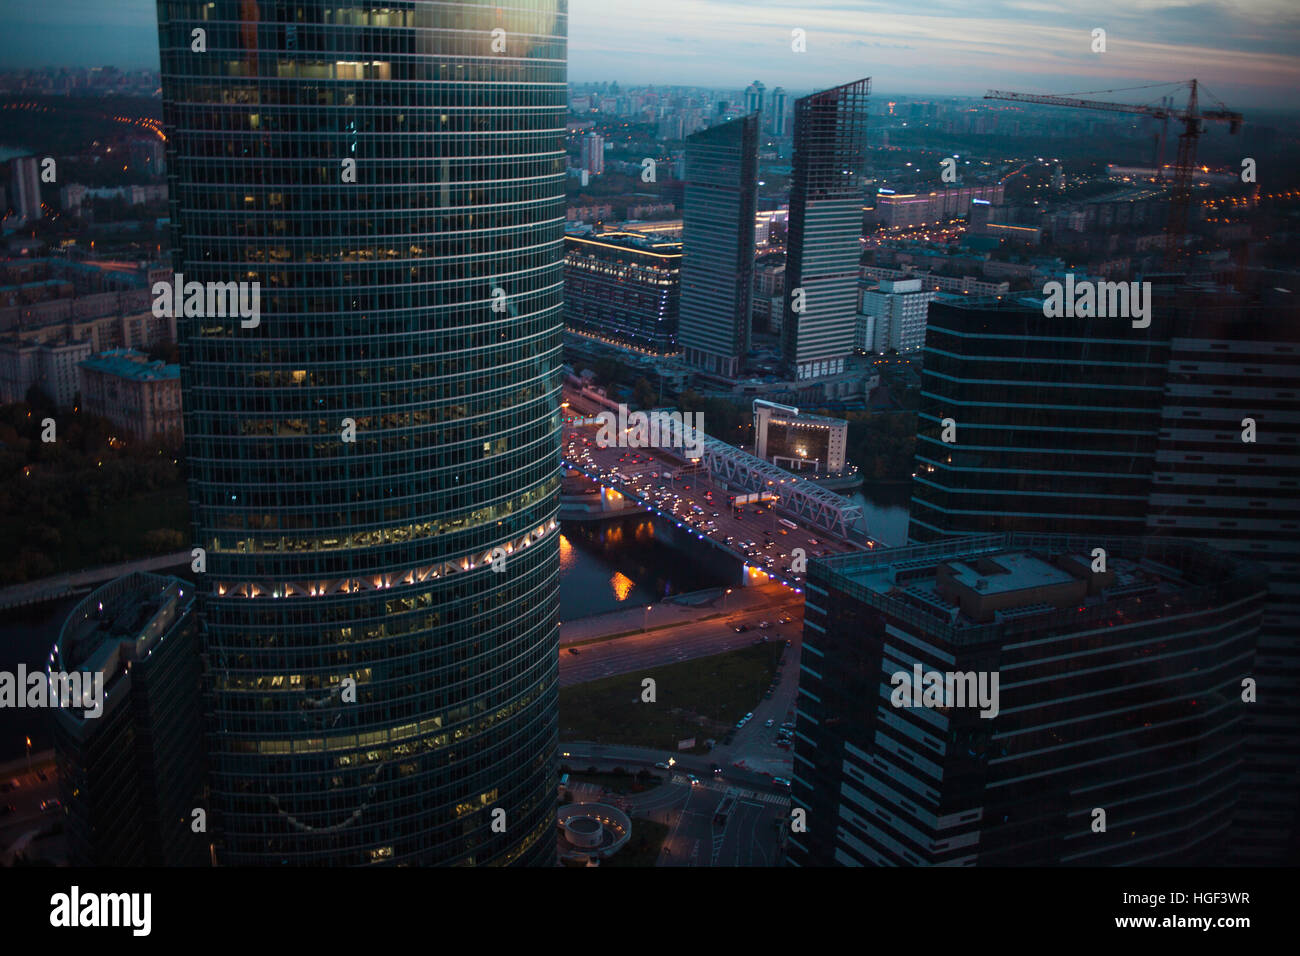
[601,819,670,868]
[1,484,190,582]
[559,643,784,753]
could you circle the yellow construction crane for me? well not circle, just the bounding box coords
[985,80,1242,268]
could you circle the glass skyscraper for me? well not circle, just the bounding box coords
[906,283,1300,863]
[782,78,870,382]
[909,293,1171,542]
[157,0,567,865]
[52,573,206,867]
[1143,285,1300,864]
[678,114,758,379]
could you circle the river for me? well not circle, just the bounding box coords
[0,486,910,761]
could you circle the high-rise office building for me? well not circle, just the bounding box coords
[564,230,682,353]
[580,132,604,176]
[678,114,758,379]
[907,284,1300,862]
[909,294,1171,542]
[9,155,41,225]
[1143,286,1300,864]
[858,277,935,354]
[52,573,207,866]
[744,81,766,118]
[770,87,789,137]
[157,0,566,866]
[783,78,871,382]
[787,534,1265,866]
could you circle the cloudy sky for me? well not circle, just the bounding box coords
[1,0,1297,108]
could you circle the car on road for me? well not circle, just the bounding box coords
[773,777,791,790]
[654,761,670,770]
[744,712,753,721]
[778,615,792,624]
[688,774,701,786]
[758,620,771,629]
[735,719,746,730]
[733,624,749,633]
[40,798,61,813]
[711,764,723,775]
[567,647,580,655]
[785,639,792,646]
[764,718,775,728]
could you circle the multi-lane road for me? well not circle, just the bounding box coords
[559,588,802,687]
[561,423,866,595]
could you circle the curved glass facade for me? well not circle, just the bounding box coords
[157,0,567,865]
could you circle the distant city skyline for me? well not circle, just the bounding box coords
[1,0,1298,109]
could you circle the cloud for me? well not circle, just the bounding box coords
[568,0,1299,106]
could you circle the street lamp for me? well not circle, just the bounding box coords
[723,588,732,610]
[643,605,652,632]
[25,735,31,774]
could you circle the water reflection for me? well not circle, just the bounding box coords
[558,515,733,620]
[848,484,912,547]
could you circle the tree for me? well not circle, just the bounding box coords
[632,376,655,410]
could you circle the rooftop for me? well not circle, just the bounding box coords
[564,229,683,258]
[80,348,178,382]
[943,551,1074,596]
[815,532,1264,646]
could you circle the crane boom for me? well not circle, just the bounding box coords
[983,80,1242,267]
[986,89,1172,120]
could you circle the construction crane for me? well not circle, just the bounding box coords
[985,80,1242,268]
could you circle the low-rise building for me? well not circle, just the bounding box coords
[78,348,182,441]
[0,338,91,405]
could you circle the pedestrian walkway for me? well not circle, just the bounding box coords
[560,582,793,646]
[694,777,789,806]
[745,791,791,807]
[0,551,190,610]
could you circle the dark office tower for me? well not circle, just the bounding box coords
[786,535,1265,866]
[783,78,871,382]
[157,1,566,865]
[678,114,758,379]
[51,573,206,866]
[770,87,789,137]
[909,294,1170,543]
[744,81,766,118]
[1144,286,1300,864]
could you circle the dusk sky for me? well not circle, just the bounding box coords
[1,0,1297,108]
